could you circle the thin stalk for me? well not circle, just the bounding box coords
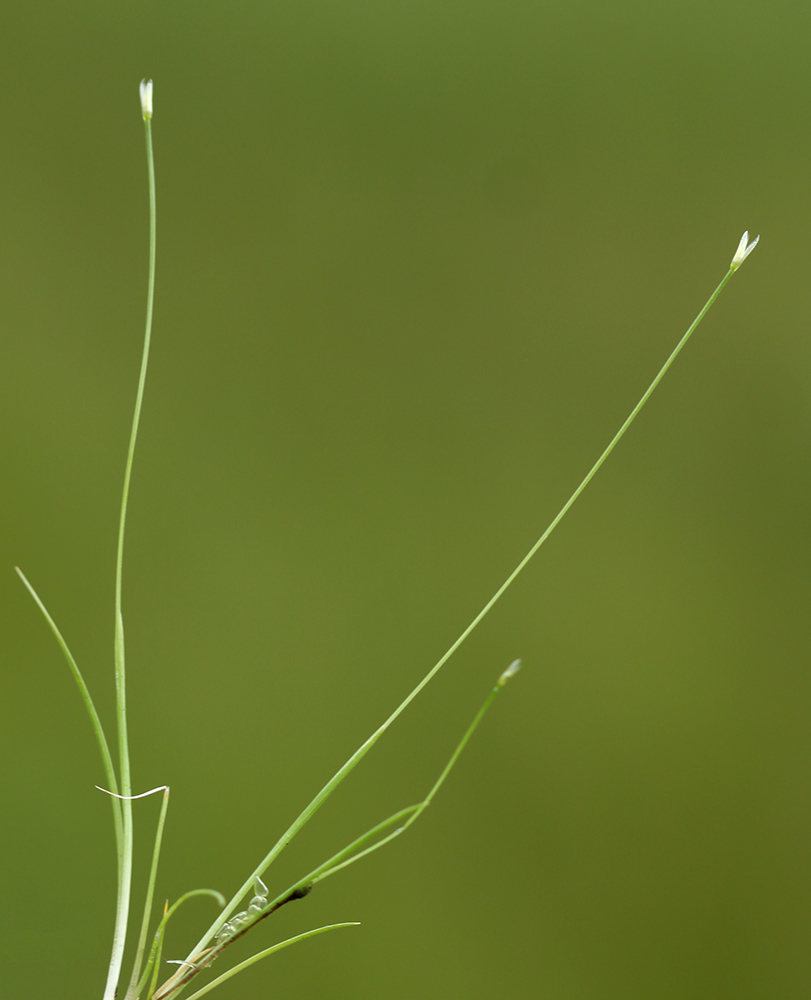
[126,787,171,999]
[147,928,168,1000]
[186,260,740,962]
[311,660,520,884]
[104,101,157,1000]
[306,807,420,883]
[148,930,170,1000]
[145,902,170,1000]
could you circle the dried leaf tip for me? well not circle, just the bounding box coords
[139,79,153,120]
[730,231,759,270]
[498,658,522,687]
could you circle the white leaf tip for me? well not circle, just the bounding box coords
[96,783,167,800]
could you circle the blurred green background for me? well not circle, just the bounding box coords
[2,2,810,997]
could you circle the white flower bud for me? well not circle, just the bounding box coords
[730,231,759,270]
[498,659,522,687]
[139,79,153,120]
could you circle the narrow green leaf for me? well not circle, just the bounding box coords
[179,924,360,1000]
[125,786,171,999]
[15,567,122,840]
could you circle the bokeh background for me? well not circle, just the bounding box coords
[2,2,810,998]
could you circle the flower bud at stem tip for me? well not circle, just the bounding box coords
[730,230,759,270]
[498,659,522,686]
[140,79,153,120]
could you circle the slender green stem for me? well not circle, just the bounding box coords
[298,662,519,890]
[148,930,170,1000]
[185,263,739,963]
[310,662,515,884]
[180,924,360,1000]
[126,787,171,999]
[15,568,123,844]
[147,925,168,1000]
[104,109,157,1000]
[306,807,420,884]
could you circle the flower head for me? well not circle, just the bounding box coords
[139,79,153,120]
[497,658,522,687]
[730,230,759,270]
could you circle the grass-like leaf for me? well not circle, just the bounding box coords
[179,923,360,1000]
[15,567,122,840]
[125,786,171,999]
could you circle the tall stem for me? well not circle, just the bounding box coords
[184,259,743,967]
[103,101,157,1000]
